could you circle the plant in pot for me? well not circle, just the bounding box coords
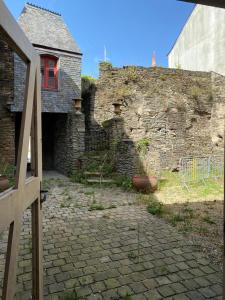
[132,138,158,193]
[0,159,14,192]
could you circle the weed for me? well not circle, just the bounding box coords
[202,216,216,225]
[84,190,95,196]
[108,204,117,209]
[70,172,86,184]
[197,226,209,234]
[128,252,137,260]
[169,214,185,226]
[61,290,80,300]
[182,207,194,218]
[178,220,193,233]
[147,200,164,216]
[89,203,105,211]
[114,176,133,191]
[102,214,110,219]
[123,295,132,300]
[136,138,150,155]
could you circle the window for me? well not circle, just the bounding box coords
[41,55,58,90]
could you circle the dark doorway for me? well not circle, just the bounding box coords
[42,113,55,170]
[15,112,68,171]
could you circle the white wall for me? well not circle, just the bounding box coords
[168,5,225,76]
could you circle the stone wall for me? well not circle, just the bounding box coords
[12,49,81,113]
[210,72,225,154]
[0,37,15,165]
[86,63,224,175]
[54,112,85,175]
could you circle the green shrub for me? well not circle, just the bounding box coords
[81,75,96,81]
[70,171,86,184]
[147,200,163,216]
[136,138,150,155]
[114,176,133,191]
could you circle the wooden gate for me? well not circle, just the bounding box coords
[0,1,43,299]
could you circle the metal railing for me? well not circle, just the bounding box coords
[85,130,109,151]
[179,155,223,189]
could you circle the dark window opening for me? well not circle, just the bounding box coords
[41,55,58,90]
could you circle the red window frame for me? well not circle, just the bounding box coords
[41,55,58,90]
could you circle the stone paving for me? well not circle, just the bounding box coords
[0,177,223,299]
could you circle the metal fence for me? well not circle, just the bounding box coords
[179,155,224,189]
[85,130,110,151]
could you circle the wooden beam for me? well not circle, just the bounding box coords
[0,1,43,299]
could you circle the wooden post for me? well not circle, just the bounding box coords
[0,0,43,299]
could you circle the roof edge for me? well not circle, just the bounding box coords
[167,4,197,56]
[33,43,83,56]
[26,2,61,16]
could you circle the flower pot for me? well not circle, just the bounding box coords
[0,176,9,192]
[132,175,158,193]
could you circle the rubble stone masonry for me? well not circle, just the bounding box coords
[86,63,224,175]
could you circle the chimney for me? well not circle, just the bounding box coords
[152,51,157,67]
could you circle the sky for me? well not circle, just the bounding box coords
[4,0,195,78]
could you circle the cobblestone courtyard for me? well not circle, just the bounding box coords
[0,176,223,299]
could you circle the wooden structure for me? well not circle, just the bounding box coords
[0,1,43,299]
[179,0,225,8]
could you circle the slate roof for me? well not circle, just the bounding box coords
[18,3,82,54]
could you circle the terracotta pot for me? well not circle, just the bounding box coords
[132,175,158,193]
[0,176,9,192]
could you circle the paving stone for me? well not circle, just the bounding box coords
[105,278,121,289]
[52,259,65,267]
[198,287,217,298]
[173,294,190,300]
[200,265,216,274]
[87,294,102,300]
[189,268,205,277]
[64,278,79,289]
[75,286,92,297]
[176,262,189,270]
[211,284,223,295]
[170,282,187,294]
[157,285,175,297]
[131,272,145,282]
[187,290,205,300]
[155,276,171,286]
[145,289,162,300]
[102,288,118,299]
[91,281,106,293]
[183,278,200,290]
[129,282,147,293]
[142,278,158,289]
[79,275,94,285]
[49,282,64,294]
[55,272,70,283]
[3,181,222,299]
[117,285,133,297]
[118,266,133,275]
[131,294,147,300]
[194,276,211,287]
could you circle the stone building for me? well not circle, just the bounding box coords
[0,3,85,174]
[83,62,224,176]
[168,4,225,75]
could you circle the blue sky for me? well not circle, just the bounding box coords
[5,0,194,78]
